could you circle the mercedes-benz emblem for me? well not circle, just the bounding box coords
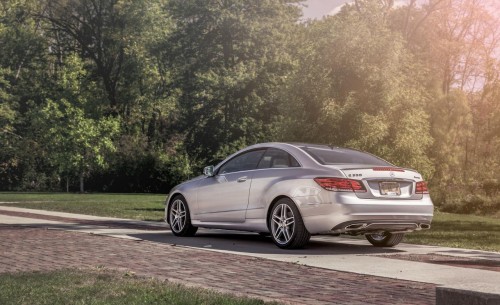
[390,171,395,178]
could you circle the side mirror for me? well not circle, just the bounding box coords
[203,165,215,177]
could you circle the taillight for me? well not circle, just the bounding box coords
[415,181,429,194]
[314,177,367,192]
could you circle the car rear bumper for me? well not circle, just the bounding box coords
[293,192,434,234]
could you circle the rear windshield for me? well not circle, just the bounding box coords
[299,147,391,166]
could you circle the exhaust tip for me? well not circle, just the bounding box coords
[345,223,368,230]
[419,223,431,230]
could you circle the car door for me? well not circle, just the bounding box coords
[197,149,266,223]
[246,148,302,219]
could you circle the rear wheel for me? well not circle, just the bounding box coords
[168,196,198,237]
[365,232,404,247]
[269,198,310,249]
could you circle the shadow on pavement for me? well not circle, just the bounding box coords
[129,229,404,255]
[436,249,500,261]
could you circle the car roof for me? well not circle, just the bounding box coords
[254,142,350,150]
[285,142,334,149]
[246,142,347,151]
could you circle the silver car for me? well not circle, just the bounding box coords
[165,143,433,249]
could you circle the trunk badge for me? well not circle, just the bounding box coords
[348,174,362,177]
[390,172,395,178]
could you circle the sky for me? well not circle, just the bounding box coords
[302,0,414,19]
[301,0,350,19]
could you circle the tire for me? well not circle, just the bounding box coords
[365,232,404,247]
[168,195,198,237]
[269,198,311,249]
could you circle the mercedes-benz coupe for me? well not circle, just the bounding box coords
[165,143,433,249]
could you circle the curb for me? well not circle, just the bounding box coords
[437,284,500,305]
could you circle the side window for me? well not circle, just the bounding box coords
[218,150,265,174]
[257,148,300,169]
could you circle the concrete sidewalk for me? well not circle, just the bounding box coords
[0,205,165,227]
[1,205,499,304]
[0,205,168,240]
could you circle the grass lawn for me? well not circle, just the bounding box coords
[0,192,166,221]
[403,211,500,252]
[0,269,274,305]
[0,192,498,251]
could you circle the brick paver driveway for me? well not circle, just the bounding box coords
[0,225,434,305]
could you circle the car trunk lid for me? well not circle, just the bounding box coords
[326,165,423,199]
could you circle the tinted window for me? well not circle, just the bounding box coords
[218,150,265,174]
[257,148,300,169]
[300,147,391,166]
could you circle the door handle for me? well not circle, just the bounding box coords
[237,176,248,182]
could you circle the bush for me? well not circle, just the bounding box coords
[439,194,500,215]
[439,197,467,214]
[482,179,500,196]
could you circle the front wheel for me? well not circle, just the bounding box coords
[269,198,310,249]
[365,232,404,247]
[168,196,198,237]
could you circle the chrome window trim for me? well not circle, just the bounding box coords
[216,166,304,177]
[215,146,303,175]
[216,148,267,175]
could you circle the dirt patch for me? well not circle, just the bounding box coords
[378,253,500,272]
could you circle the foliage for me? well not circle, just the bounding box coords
[31,55,120,192]
[389,0,500,199]
[36,98,119,191]
[163,0,302,164]
[279,4,434,176]
[0,0,54,190]
[0,0,499,214]
[0,68,18,187]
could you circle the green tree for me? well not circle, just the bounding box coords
[33,55,120,192]
[37,0,181,190]
[164,0,302,165]
[36,98,119,192]
[389,0,500,198]
[0,68,18,187]
[43,0,172,116]
[280,1,434,176]
[0,69,15,137]
[0,0,55,190]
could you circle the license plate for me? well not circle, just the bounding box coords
[379,182,401,196]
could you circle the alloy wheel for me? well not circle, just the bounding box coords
[369,232,387,241]
[366,231,404,247]
[170,199,187,233]
[271,203,296,245]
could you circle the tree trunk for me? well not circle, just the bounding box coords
[66,177,69,193]
[79,173,84,193]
